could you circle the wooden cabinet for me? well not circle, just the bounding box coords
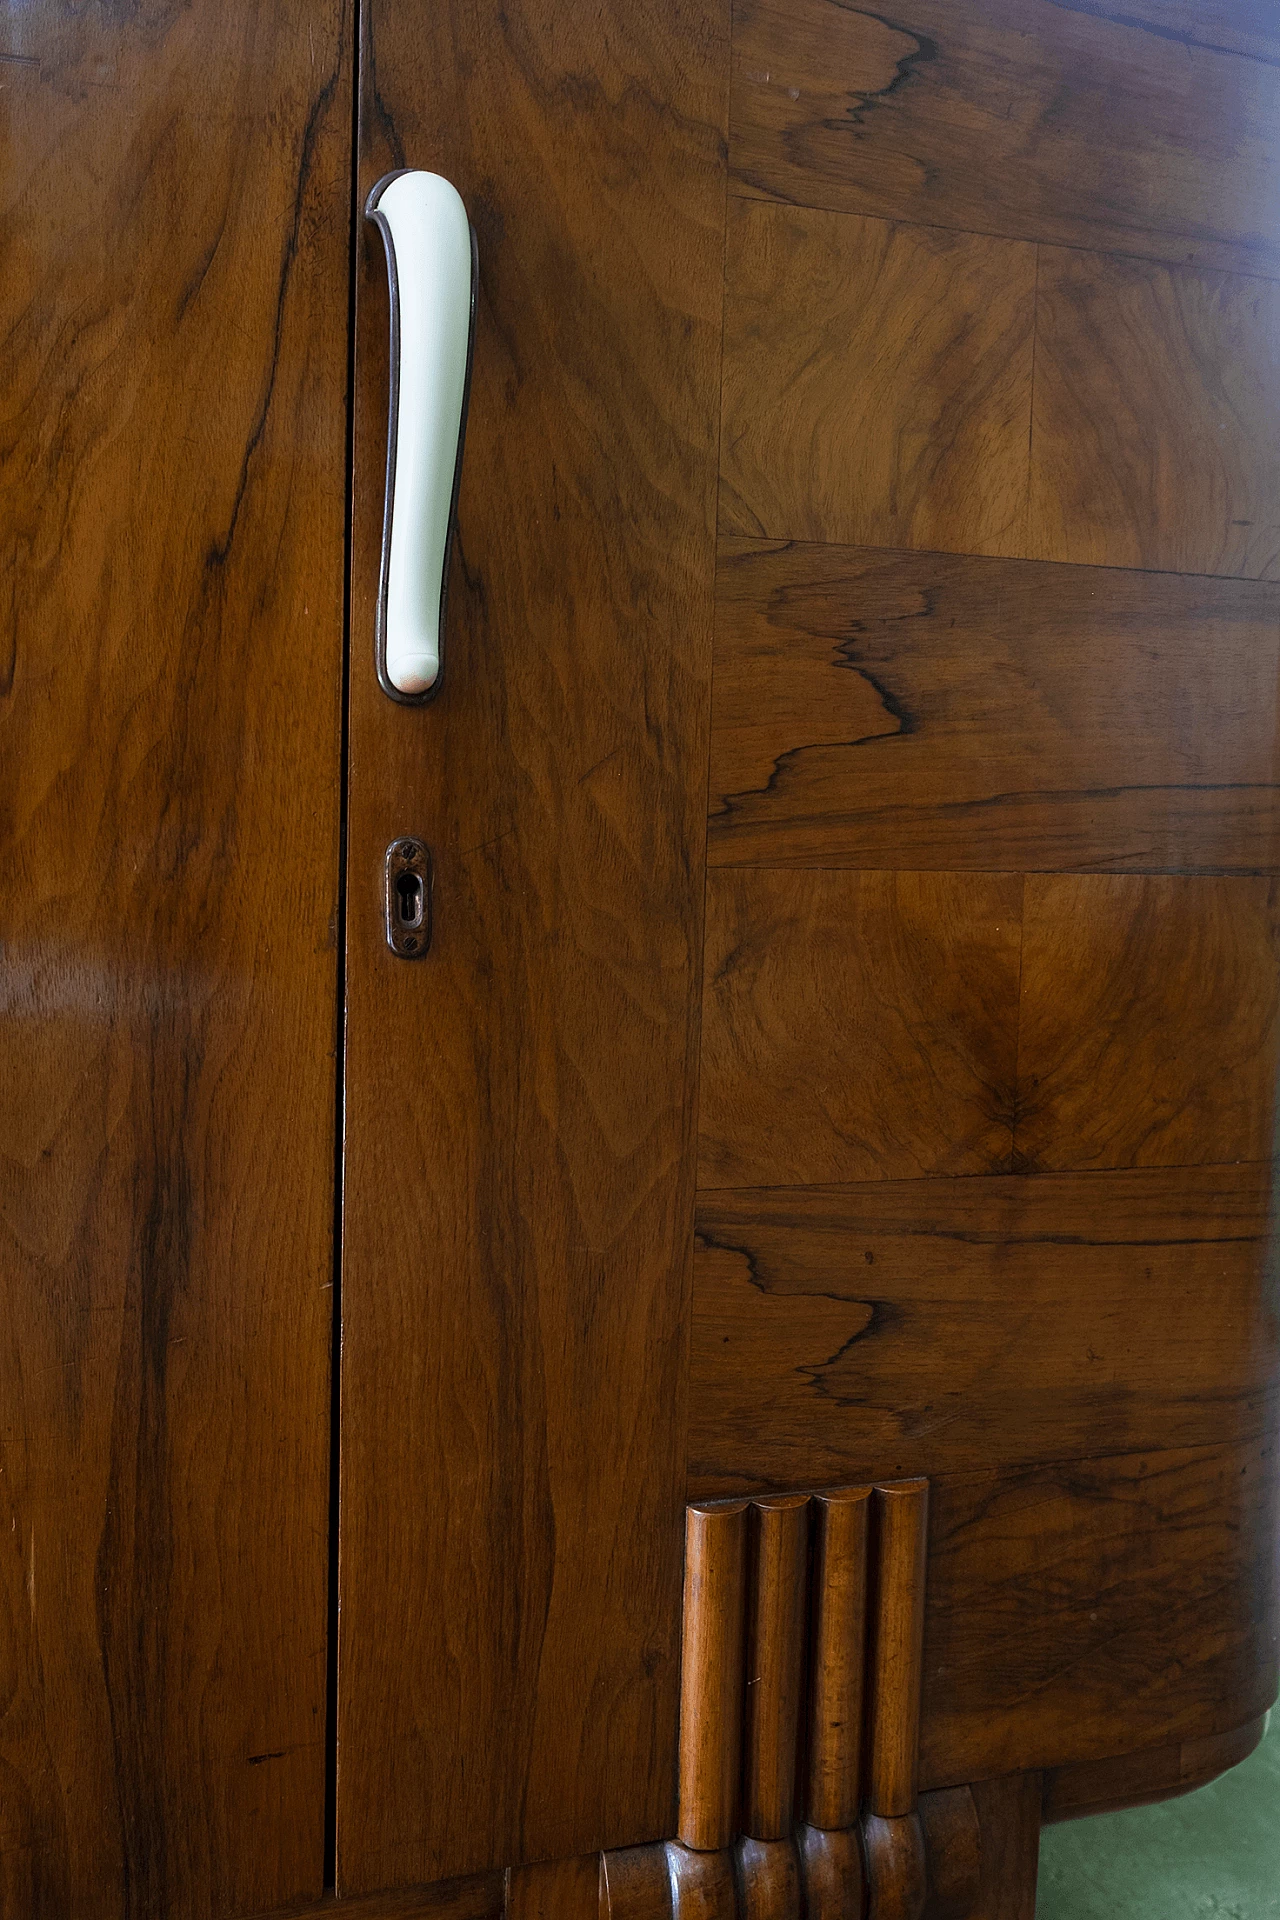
[3,2,1278,1916]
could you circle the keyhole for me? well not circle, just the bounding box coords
[396,869,424,930]
[385,837,431,957]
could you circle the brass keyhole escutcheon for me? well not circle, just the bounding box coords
[384,839,432,958]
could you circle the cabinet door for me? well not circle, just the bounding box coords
[0,3,350,1914]
[337,0,726,1893]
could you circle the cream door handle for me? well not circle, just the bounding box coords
[366,170,477,701]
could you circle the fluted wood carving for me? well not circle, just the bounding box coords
[679,1501,751,1851]
[600,1477,980,1920]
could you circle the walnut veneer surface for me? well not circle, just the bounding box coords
[693,0,1280,1844]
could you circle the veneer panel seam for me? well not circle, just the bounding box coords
[691,1432,1279,1499]
[712,525,1280,592]
[708,864,1280,879]
[722,185,1280,294]
[696,1156,1280,1199]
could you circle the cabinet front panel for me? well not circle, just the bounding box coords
[0,2,351,1915]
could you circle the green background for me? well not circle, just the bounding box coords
[1037,1712,1279,1917]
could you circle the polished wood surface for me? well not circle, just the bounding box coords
[968,1776,1041,1920]
[604,1494,984,1915]
[805,1488,871,1830]
[795,1827,865,1920]
[617,1787,987,1920]
[339,0,726,1889]
[710,541,1280,875]
[599,1846,673,1920]
[720,202,1034,558]
[244,1876,508,1920]
[14,0,1276,1909]
[699,870,1021,1188]
[6,3,1273,1917]
[666,1445,1275,1866]
[1040,1714,1269,1826]
[731,1837,802,1920]
[690,1165,1277,1488]
[247,1721,1264,1920]
[0,3,349,1915]
[701,874,1280,1192]
[729,0,1280,276]
[1029,248,1280,578]
[664,1482,937,1905]
[505,1854,600,1920]
[667,1844,739,1919]
[918,1439,1279,1788]
[860,1813,927,1920]
[915,1790,980,1920]
[867,1484,929,1819]
[340,0,1279,1901]
[331,0,1280,1903]
[597,1787,991,1920]
[742,1498,810,1841]
[1018,874,1280,1172]
[722,203,1280,586]
[679,1503,750,1852]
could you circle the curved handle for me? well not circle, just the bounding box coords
[366,170,477,702]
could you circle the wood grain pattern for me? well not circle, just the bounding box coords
[859,1813,926,1920]
[505,1855,600,1920]
[340,0,726,1889]
[699,871,1021,1189]
[689,1165,1278,1491]
[0,4,349,1916]
[240,1723,1267,1919]
[691,5,1280,1905]
[599,1846,673,1920]
[742,1498,809,1840]
[723,213,1280,586]
[805,1488,871,1830]
[918,1438,1280,1788]
[916,1788,980,1920]
[968,1776,1040,1920]
[673,1442,1278,1808]
[1041,1712,1269,1825]
[667,1844,739,1919]
[796,1826,865,1920]
[710,540,1280,874]
[698,872,1280,1195]
[729,0,1280,277]
[719,201,1034,558]
[1029,247,1280,578]
[1017,875,1280,1173]
[243,1876,508,1920]
[867,1483,928,1818]
[679,1502,750,1852]
[732,1837,802,1920]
